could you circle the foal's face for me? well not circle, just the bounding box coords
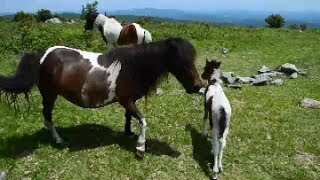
[201,59,222,81]
[84,11,98,31]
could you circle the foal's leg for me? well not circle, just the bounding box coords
[42,94,63,144]
[211,125,220,180]
[201,109,208,137]
[218,127,229,173]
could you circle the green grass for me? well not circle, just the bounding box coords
[0,21,319,179]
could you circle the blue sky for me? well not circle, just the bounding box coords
[1,0,319,13]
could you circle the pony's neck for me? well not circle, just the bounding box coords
[94,14,107,28]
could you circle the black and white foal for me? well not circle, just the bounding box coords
[201,59,231,180]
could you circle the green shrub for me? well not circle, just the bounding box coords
[300,24,307,31]
[289,24,299,30]
[265,14,285,28]
[35,9,53,22]
[13,11,33,22]
[80,1,98,19]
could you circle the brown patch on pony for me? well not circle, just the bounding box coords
[117,24,138,45]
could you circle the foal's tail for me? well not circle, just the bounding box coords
[0,52,43,109]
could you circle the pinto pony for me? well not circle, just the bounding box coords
[0,38,203,157]
[84,11,152,50]
[201,59,231,180]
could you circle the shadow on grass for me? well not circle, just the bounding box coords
[185,124,212,178]
[0,123,181,159]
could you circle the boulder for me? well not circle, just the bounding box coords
[277,63,298,75]
[289,72,298,79]
[221,72,237,84]
[297,69,308,76]
[258,65,272,74]
[45,17,62,24]
[237,77,255,84]
[300,98,320,109]
[270,79,284,86]
[227,84,242,89]
[252,75,269,86]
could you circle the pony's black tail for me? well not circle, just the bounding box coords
[0,52,43,110]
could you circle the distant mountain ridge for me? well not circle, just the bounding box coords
[109,8,320,28]
[2,8,320,28]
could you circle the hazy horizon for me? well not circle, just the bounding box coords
[1,0,320,14]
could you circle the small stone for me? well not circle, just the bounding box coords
[300,98,320,109]
[221,72,237,84]
[289,72,298,79]
[258,65,272,74]
[237,77,255,84]
[253,74,272,81]
[297,69,308,76]
[276,72,286,77]
[227,84,242,89]
[0,172,7,180]
[156,88,163,96]
[45,17,62,24]
[270,79,284,86]
[221,48,230,54]
[277,63,298,75]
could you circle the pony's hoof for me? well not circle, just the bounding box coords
[56,138,64,144]
[218,167,223,173]
[135,149,145,158]
[125,131,136,139]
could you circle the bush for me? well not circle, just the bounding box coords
[265,14,285,28]
[136,16,153,25]
[289,24,299,30]
[35,9,53,22]
[13,11,33,22]
[300,24,307,31]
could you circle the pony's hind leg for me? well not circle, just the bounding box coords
[218,127,229,173]
[211,127,220,180]
[121,100,147,157]
[42,94,63,144]
[125,110,135,137]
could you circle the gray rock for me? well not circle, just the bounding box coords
[270,79,284,86]
[45,17,62,24]
[237,77,255,84]
[297,69,308,76]
[252,75,269,86]
[156,88,163,96]
[253,73,272,81]
[227,84,242,89]
[264,72,278,78]
[258,65,272,74]
[277,63,298,75]
[221,48,230,54]
[0,172,6,180]
[289,72,298,79]
[221,72,237,84]
[300,98,320,109]
[276,72,286,77]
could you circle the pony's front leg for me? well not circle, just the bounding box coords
[124,110,135,137]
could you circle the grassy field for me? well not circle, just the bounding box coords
[0,20,320,179]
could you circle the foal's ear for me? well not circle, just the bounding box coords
[215,61,222,68]
[206,58,209,64]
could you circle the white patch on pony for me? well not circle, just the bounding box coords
[39,46,102,65]
[104,61,121,103]
[95,14,123,44]
[132,23,152,44]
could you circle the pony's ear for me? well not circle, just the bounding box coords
[216,61,222,68]
[206,58,209,64]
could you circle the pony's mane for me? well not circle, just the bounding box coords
[105,38,196,97]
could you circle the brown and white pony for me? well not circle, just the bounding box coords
[0,38,202,157]
[84,11,152,50]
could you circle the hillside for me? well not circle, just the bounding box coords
[0,20,319,179]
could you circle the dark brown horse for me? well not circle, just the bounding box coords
[0,38,203,157]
